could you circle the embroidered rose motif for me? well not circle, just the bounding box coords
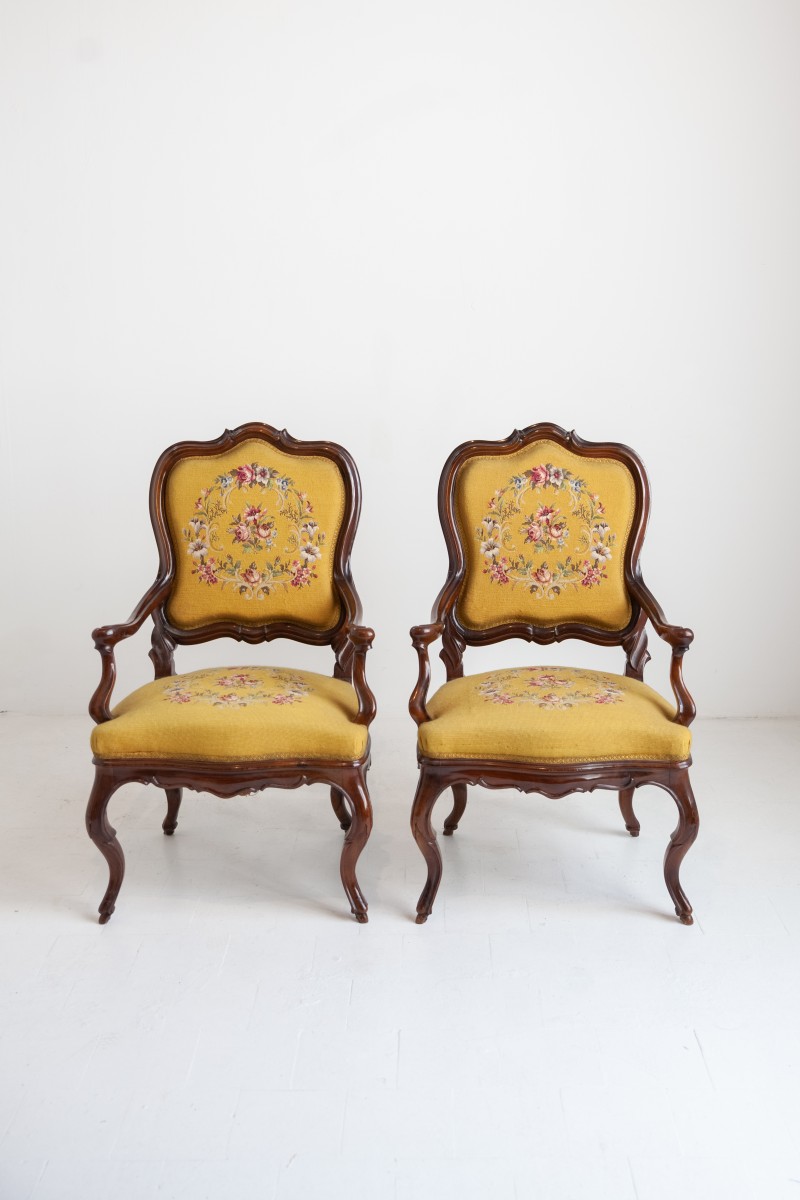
[290,562,315,588]
[487,558,511,584]
[182,462,325,599]
[477,667,624,710]
[197,561,219,584]
[162,669,312,708]
[476,462,616,598]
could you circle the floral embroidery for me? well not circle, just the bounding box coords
[162,668,312,708]
[477,667,624,710]
[478,464,615,598]
[183,463,325,598]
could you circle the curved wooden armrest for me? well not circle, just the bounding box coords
[89,579,171,724]
[630,577,696,727]
[348,625,377,727]
[630,577,693,649]
[92,579,172,649]
[409,623,444,726]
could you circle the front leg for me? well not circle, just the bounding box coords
[661,768,699,925]
[338,769,373,922]
[85,765,125,924]
[411,766,447,923]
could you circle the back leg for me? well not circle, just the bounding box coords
[618,787,640,836]
[443,783,467,836]
[163,787,183,835]
[330,787,352,832]
[85,766,125,925]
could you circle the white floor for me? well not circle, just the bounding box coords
[1,714,799,1200]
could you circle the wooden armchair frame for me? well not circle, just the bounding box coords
[409,423,698,925]
[87,423,376,924]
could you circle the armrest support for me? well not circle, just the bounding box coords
[348,625,377,727]
[89,579,171,724]
[409,622,444,726]
[630,576,696,727]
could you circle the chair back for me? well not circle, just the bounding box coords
[149,424,362,654]
[435,424,650,658]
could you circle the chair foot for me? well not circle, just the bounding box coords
[86,766,125,925]
[162,787,182,835]
[338,769,372,921]
[618,787,640,837]
[443,783,467,836]
[411,768,446,923]
[662,768,699,926]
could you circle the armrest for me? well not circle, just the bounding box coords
[348,625,377,727]
[92,578,172,649]
[630,577,693,650]
[89,579,171,724]
[630,577,696,727]
[409,622,444,726]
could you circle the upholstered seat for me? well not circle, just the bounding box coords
[418,666,691,764]
[91,666,369,762]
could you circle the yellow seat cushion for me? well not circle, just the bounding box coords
[418,666,690,764]
[91,666,368,762]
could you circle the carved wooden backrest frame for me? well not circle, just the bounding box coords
[148,423,365,680]
[431,423,652,681]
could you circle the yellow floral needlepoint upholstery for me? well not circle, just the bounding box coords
[455,440,636,632]
[164,439,346,631]
[91,667,368,762]
[418,666,691,763]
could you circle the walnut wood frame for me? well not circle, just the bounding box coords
[87,423,376,924]
[409,422,698,925]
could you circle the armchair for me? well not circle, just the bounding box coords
[409,423,698,924]
[87,423,376,923]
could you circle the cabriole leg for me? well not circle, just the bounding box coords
[330,786,352,832]
[162,787,183,835]
[338,770,373,923]
[662,769,699,925]
[85,765,125,925]
[411,768,447,924]
[443,783,467,836]
[618,787,640,837]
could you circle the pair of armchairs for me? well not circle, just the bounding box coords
[87,422,698,926]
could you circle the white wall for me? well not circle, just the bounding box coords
[1,0,799,719]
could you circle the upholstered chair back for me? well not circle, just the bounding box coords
[154,428,358,640]
[448,431,644,640]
